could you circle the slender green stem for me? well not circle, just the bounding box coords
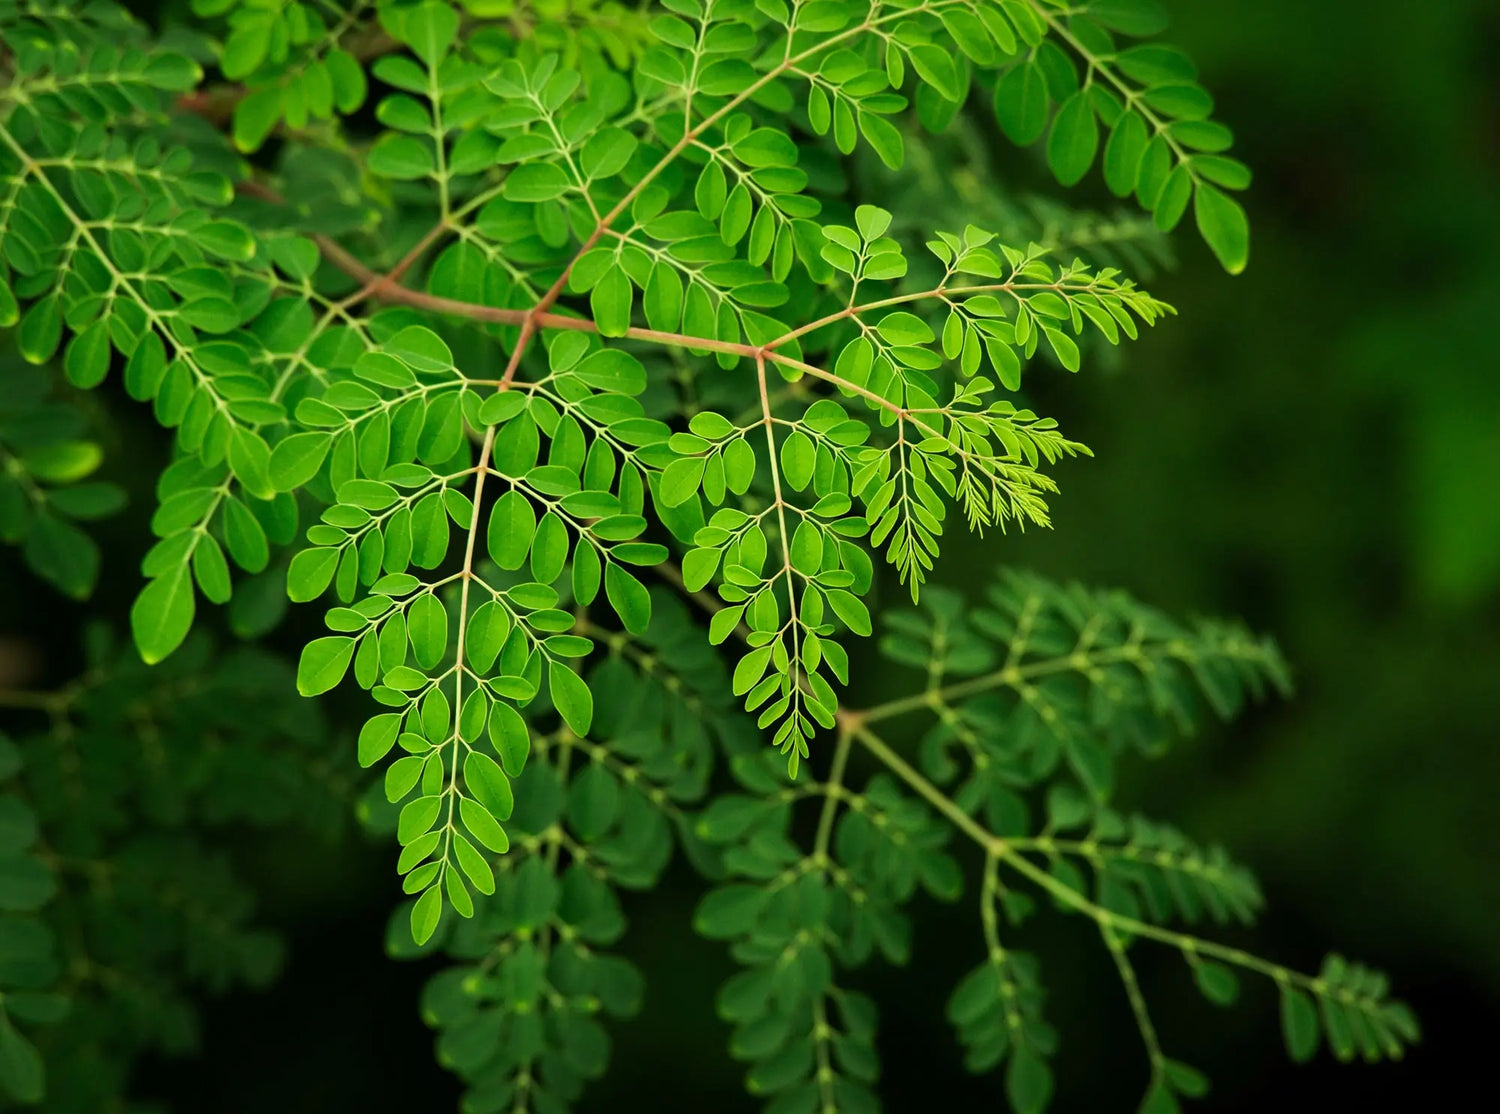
[851,724,1002,853]
[812,726,853,863]
[980,853,1029,1042]
[858,645,1138,724]
[851,720,1346,1005]
[996,845,1321,993]
[1101,922,1167,1081]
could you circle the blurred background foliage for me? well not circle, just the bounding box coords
[1,0,1495,1109]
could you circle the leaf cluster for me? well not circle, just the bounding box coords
[0,631,348,1106]
[0,365,125,598]
[0,0,1417,1110]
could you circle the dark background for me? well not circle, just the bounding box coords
[6,0,1498,1109]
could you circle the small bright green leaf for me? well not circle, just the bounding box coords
[387,326,453,372]
[660,457,706,507]
[1153,164,1194,231]
[228,429,275,500]
[297,635,356,696]
[779,430,814,492]
[197,221,256,261]
[826,589,871,636]
[529,512,569,584]
[358,713,402,768]
[401,0,459,67]
[192,535,232,604]
[407,592,449,669]
[409,885,442,944]
[580,127,638,179]
[875,311,934,346]
[858,111,904,169]
[287,547,340,602]
[487,700,530,776]
[503,162,572,202]
[369,134,435,179]
[461,796,509,853]
[131,565,196,665]
[488,490,536,570]
[64,322,111,389]
[591,265,633,337]
[22,442,99,483]
[463,752,514,820]
[1194,182,1250,274]
[269,432,332,491]
[605,563,651,634]
[466,600,511,674]
[17,296,62,364]
[549,661,593,735]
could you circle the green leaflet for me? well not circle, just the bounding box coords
[488,490,536,570]
[131,564,196,666]
[1046,92,1099,186]
[995,63,1050,145]
[1194,182,1251,274]
[296,635,355,696]
[269,431,333,491]
[549,660,593,736]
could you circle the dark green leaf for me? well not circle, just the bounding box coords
[1280,987,1320,1063]
[994,64,1049,146]
[1047,92,1099,186]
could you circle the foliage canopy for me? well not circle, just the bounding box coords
[0,0,1415,1110]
